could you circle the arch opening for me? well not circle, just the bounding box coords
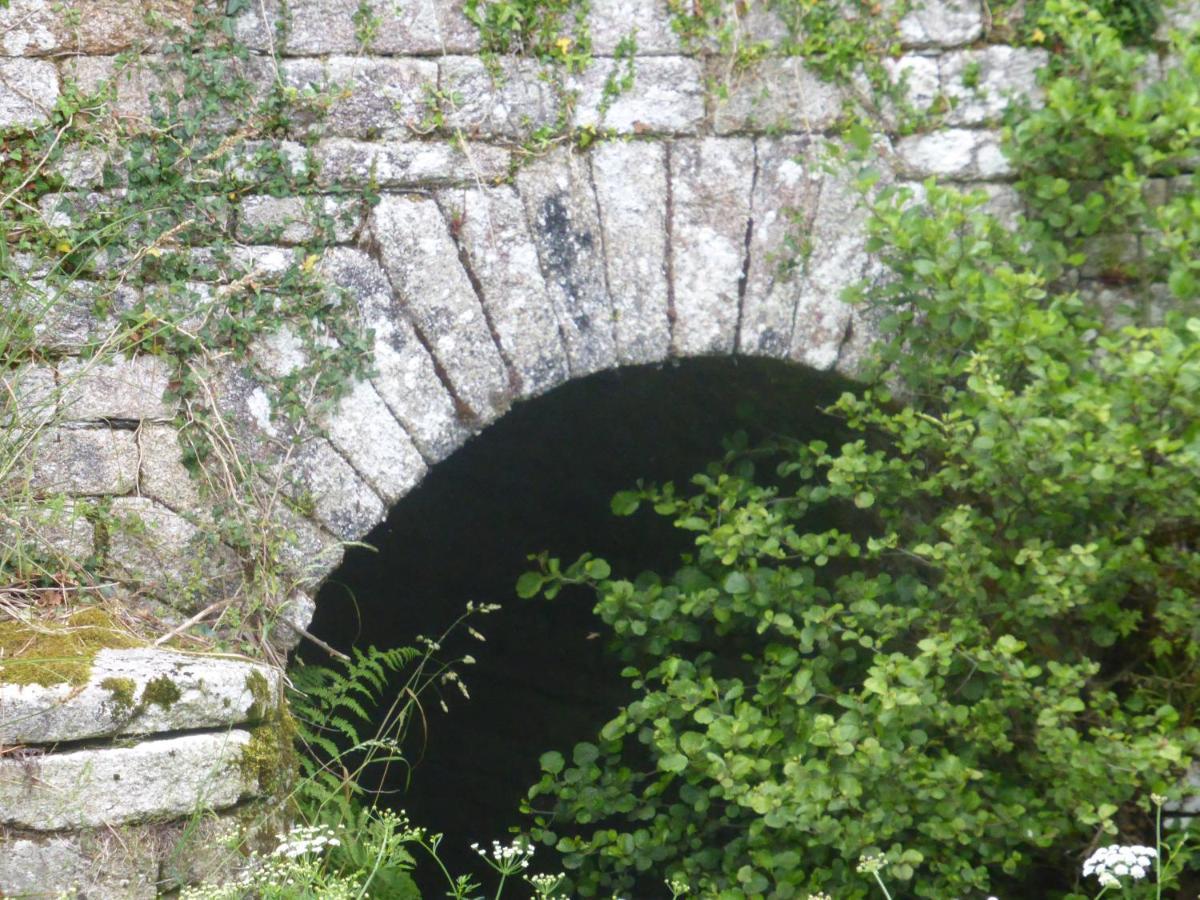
[304,356,853,884]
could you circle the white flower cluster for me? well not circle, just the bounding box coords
[526,872,567,898]
[1082,844,1157,887]
[271,823,342,859]
[472,838,535,872]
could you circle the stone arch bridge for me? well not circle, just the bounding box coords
[2,0,1188,892]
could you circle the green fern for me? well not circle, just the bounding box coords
[289,644,420,812]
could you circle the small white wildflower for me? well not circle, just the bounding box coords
[856,853,887,876]
[1082,844,1157,887]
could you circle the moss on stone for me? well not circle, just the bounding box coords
[141,674,182,709]
[0,608,141,687]
[244,669,271,721]
[238,706,298,800]
[100,676,138,713]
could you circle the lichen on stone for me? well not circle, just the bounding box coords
[0,607,141,687]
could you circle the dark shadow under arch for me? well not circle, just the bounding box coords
[305,356,854,885]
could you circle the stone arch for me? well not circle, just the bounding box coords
[0,0,1069,888]
[176,135,887,635]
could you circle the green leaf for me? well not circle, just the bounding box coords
[610,490,640,516]
[539,751,565,775]
[723,572,751,594]
[659,752,688,773]
[515,571,544,599]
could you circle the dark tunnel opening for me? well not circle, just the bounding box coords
[304,357,852,890]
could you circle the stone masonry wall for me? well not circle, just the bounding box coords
[1,0,1198,894]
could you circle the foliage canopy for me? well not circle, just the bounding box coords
[518,2,1200,896]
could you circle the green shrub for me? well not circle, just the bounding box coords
[517,3,1200,896]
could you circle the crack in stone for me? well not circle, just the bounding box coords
[664,142,677,354]
[734,138,760,355]
[432,192,525,400]
[584,153,621,361]
[786,145,825,355]
[359,220,480,428]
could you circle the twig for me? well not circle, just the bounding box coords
[282,618,350,661]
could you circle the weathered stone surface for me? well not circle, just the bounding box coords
[670,137,756,356]
[516,148,618,377]
[319,248,467,462]
[0,499,94,560]
[590,141,671,365]
[0,58,56,127]
[439,186,570,398]
[22,427,138,496]
[0,0,189,56]
[789,152,872,371]
[572,56,705,134]
[884,54,941,120]
[237,195,362,244]
[255,327,428,505]
[0,364,57,426]
[6,280,139,351]
[136,424,201,512]
[105,496,240,607]
[895,128,1011,179]
[205,362,386,541]
[58,355,174,422]
[0,829,157,899]
[941,46,1046,125]
[369,194,511,423]
[234,0,478,54]
[313,138,511,188]
[324,57,438,139]
[439,56,561,139]
[588,0,680,54]
[267,498,346,589]
[60,55,166,123]
[268,589,317,655]
[898,0,983,47]
[0,648,282,744]
[739,136,821,358]
[0,730,256,829]
[712,57,842,135]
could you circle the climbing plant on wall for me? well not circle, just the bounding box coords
[517,1,1200,896]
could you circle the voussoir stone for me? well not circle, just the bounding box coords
[319,247,468,463]
[0,648,282,745]
[237,195,362,245]
[0,730,257,830]
[589,141,671,365]
[516,147,618,377]
[670,137,756,357]
[254,326,428,505]
[369,194,511,424]
[437,185,571,399]
[739,136,823,359]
